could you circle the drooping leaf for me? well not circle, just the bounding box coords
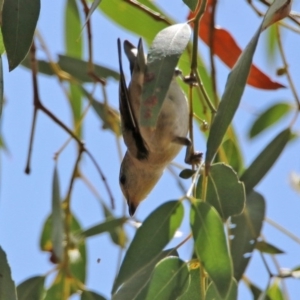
[40,214,87,283]
[51,166,64,262]
[21,56,54,75]
[196,163,245,220]
[140,23,191,127]
[267,279,284,300]
[58,55,119,82]
[245,280,272,300]
[0,247,17,300]
[190,202,232,298]
[188,0,285,90]
[183,0,198,11]
[17,276,45,300]
[179,169,196,179]
[205,279,238,300]
[230,190,265,281]
[65,0,83,58]
[1,0,41,71]
[80,217,127,238]
[69,83,83,138]
[255,241,284,254]
[240,128,291,193]
[205,0,290,168]
[177,260,203,300]
[145,257,189,300]
[249,102,291,138]
[81,0,102,32]
[222,138,244,173]
[81,290,106,300]
[112,201,183,294]
[112,249,179,300]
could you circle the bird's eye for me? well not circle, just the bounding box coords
[119,174,126,185]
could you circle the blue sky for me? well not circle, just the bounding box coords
[1,0,300,299]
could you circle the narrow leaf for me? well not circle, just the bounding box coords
[179,169,196,179]
[81,290,106,300]
[0,247,17,300]
[177,261,203,300]
[205,0,290,167]
[80,217,127,238]
[1,0,40,71]
[146,257,189,300]
[249,102,291,138]
[112,249,179,300]
[51,166,64,262]
[240,128,291,193]
[255,241,284,254]
[140,23,191,127]
[17,276,45,300]
[183,0,198,11]
[112,201,184,293]
[58,55,119,82]
[81,0,102,32]
[190,202,232,298]
[230,191,265,281]
[197,163,245,220]
[0,56,3,119]
[267,279,284,300]
[205,279,238,300]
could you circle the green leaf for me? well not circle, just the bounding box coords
[177,261,203,300]
[0,31,5,55]
[145,257,189,300]
[0,247,17,300]
[1,0,40,71]
[230,190,265,281]
[196,163,245,220]
[81,0,102,32]
[190,202,232,298]
[65,0,83,58]
[249,102,291,138]
[179,169,196,179]
[205,0,290,167]
[58,55,119,82]
[40,214,87,283]
[0,56,3,119]
[81,290,106,300]
[51,166,64,262]
[17,276,45,300]
[140,23,191,127]
[255,241,284,254]
[205,279,238,300]
[183,0,198,11]
[21,56,54,75]
[80,217,127,238]
[112,201,184,293]
[69,83,83,138]
[245,280,271,300]
[86,93,121,136]
[267,279,284,300]
[112,249,179,300]
[240,128,291,193]
[222,138,244,174]
[101,203,127,248]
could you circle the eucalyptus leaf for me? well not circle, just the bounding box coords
[240,128,291,193]
[196,163,245,220]
[190,202,233,298]
[140,23,191,127]
[81,0,102,32]
[0,247,17,300]
[17,276,45,300]
[1,0,40,71]
[267,279,284,300]
[0,56,3,119]
[112,201,183,294]
[255,241,284,254]
[179,169,196,179]
[183,0,198,11]
[205,0,290,167]
[230,191,265,281]
[249,102,291,138]
[205,279,238,300]
[112,249,179,300]
[81,290,106,300]
[51,166,64,262]
[145,257,189,300]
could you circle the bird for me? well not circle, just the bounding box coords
[117,38,201,216]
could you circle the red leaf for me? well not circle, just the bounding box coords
[188,2,285,90]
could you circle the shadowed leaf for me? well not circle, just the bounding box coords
[17,276,45,300]
[81,290,106,300]
[255,241,284,254]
